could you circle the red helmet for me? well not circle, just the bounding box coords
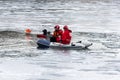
[63,25,68,29]
[54,25,60,29]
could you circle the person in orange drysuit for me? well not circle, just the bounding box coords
[51,25,63,42]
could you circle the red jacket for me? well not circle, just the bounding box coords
[37,34,46,38]
[62,29,72,44]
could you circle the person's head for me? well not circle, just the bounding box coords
[63,25,68,30]
[42,29,47,35]
[25,28,31,35]
[54,25,60,31]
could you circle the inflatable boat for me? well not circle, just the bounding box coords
[37,39,92,50]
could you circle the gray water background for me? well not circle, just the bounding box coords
[0,0,120,80]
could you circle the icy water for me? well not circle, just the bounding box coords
[0,0,120,80]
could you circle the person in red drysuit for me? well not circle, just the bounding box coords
[61,25,72,44]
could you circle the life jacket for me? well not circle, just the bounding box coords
[53,30,62,37]
[61,29,72,44]
[53,29,63,42]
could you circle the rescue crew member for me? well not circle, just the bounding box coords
[50,25,63,42]
[61,25,72,44]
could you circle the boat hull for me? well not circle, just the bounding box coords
[37,40,92,50]
[37,39,50,48]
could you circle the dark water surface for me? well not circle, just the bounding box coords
[0,0,120,80]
